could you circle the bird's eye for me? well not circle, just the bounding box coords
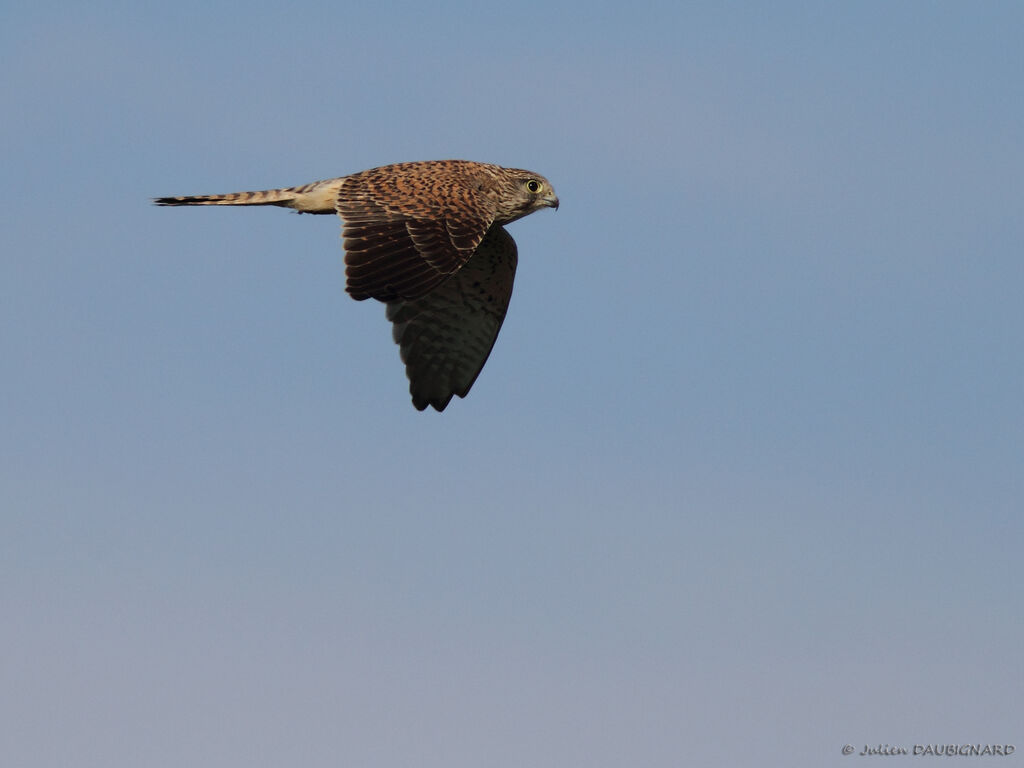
[525,179,541,193]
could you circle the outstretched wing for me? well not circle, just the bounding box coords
[386,226,518,411]
[338,163,496,302]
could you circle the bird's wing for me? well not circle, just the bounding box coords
[385,226,518,411]
[338,171,494,302]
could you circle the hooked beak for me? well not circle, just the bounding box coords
[542,194,559,210]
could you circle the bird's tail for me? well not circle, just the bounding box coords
[153,178,342,214]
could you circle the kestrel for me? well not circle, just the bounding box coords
[154,160,558,411]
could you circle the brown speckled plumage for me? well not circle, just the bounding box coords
[154,160,558,410]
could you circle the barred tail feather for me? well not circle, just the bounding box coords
[153,188,299,207]
[153,178,343,214]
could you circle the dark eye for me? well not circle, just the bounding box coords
[525,179,541,193]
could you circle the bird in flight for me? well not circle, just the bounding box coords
[155,160,558,411]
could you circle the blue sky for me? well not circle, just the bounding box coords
[2,2,1022,766]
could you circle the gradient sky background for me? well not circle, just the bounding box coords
[3,2,1022,766]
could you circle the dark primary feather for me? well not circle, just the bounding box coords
[386,226,518,411]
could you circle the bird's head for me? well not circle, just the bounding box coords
[495,169,559,224]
